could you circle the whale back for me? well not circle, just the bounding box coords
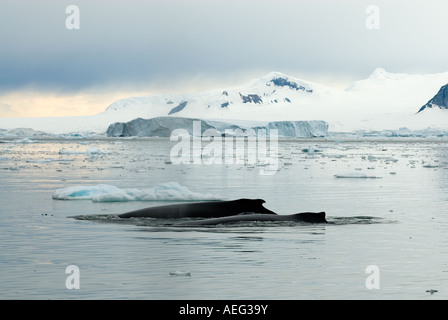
[232,198,276,215]
[118,198,275,219]
[293,212,327,223]
[176,211,327,226]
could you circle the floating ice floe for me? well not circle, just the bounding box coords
[86,147,102,154]
[26,159,53,164]
[52,181,223,202]
[58,146,104,155]
[59,148,84,155]
[365,155,398,162]
[13,138,39,144]
[169,271,191,277]
[334,173,382,179]
[323,153,346,159]
[301,148,322,153]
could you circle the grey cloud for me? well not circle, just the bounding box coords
[0,0,447,94]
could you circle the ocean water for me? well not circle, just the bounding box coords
[0,137,447,300]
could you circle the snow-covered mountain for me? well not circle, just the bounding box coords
[102,72,334,122]
[1,68,448,135]
[330,68,448,131]
[101,68,448,132]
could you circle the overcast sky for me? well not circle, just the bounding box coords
[1,0,448,117]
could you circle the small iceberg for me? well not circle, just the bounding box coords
[52,181,223,202]
[59,148,85,155]
[86,146,102,154]
[169,271,191,277]
[334,173,382,179]
[13,138,39,144]
[58,146,104,155]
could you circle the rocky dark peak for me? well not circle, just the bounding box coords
[418,84,448,113]
[168,101,188,115]
[239,93,263,104]
[270,77,313,93]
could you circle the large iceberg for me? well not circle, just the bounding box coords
[106,116,329,138]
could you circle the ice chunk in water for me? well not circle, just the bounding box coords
[52,182,223,202]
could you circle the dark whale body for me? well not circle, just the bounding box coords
[177,212,327,226]
[118,198,276,219]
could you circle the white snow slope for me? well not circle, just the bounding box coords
[0,68,447,135]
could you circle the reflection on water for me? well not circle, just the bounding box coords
[327,216,395,225]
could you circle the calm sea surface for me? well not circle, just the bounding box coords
[0,137,447,299]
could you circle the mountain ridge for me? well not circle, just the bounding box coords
[418,84,448,113]
[1,68,448,135]
[103,71,335,118]
[104,68,448,118]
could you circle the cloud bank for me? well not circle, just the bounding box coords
[1,0,448,117]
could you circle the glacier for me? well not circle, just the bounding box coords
[106,116,329,138]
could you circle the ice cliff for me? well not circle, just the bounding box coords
[106,116,329,138]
